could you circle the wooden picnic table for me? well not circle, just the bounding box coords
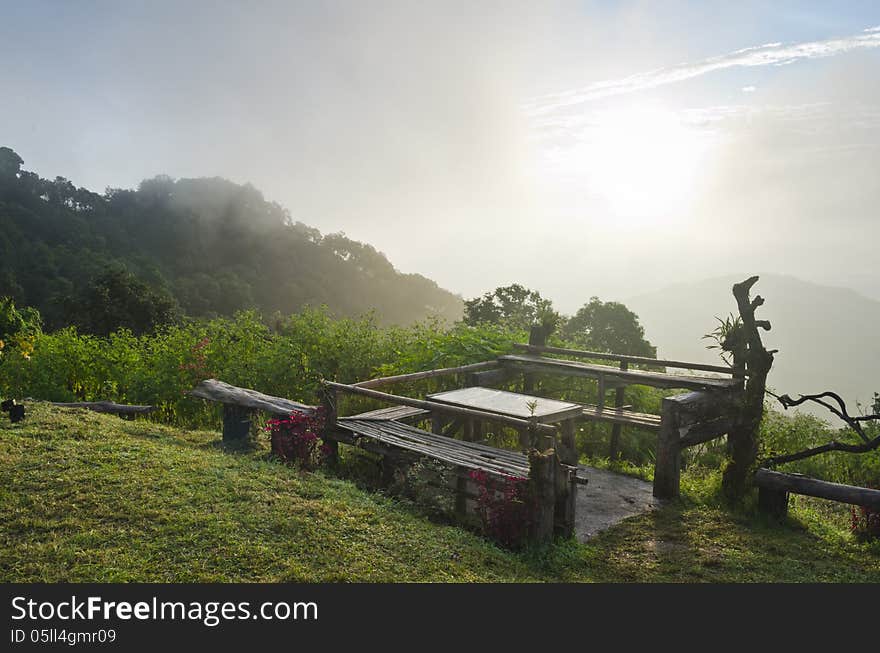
[427,386,582,465]
[427,387,582,424]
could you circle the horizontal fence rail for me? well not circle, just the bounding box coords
[352,361,499,389]
[513,343,745,377]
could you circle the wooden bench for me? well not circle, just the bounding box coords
[337,417,589,485]
[190,378,316,441]
[323,380,580,540]
[755,468,880,519]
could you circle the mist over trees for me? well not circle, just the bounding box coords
[1,147,658,355]
[0,147,463,332]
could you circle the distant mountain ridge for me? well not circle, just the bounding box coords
[0,147,464,328]
[627,274,880,421]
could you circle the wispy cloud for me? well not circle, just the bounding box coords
[524,26,880,115]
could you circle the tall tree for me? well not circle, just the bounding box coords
[0,147,23,180]
[71,266,179,336]
[462,284,558,332]
[561,297,656,356]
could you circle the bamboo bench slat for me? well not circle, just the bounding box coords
[344,405,430,421]
[335,419,589,484]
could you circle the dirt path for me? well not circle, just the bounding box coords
[575,465,661,541]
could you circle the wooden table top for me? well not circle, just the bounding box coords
[427,387,583,424]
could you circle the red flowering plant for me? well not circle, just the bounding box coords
[265,407,328,470]
[469,469,534,548]
[850,500,880,541]
[179,336,213,389]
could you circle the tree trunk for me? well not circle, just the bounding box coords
[722,276,775,503]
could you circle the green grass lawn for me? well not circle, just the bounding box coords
[2,403,878,582]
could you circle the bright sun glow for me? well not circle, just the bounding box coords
[537,104,714,226]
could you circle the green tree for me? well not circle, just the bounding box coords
[463,284,558,332]
[0,296,41,360]
[0,147,23,180]
[561,297,655,356]
[72,266,179,336]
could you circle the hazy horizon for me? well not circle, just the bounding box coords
[3,1,879,312]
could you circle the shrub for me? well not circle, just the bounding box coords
[265,408,327,470]
[469,470,533,548]
[850,504,880,541]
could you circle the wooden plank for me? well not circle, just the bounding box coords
[499,354,742,392]
[327,381,558,436]
[353,361,497,389]
[755,469,880,510]
[468,367,517,387]
[51,401,156,415]
[345,405,430,421]
[665,390,740,427]
[678,417,735,448]
[339,420,530,477]
[343,419,530,464]
[190,378,315,416]
[427,387,583,423]
[513,343,744,377]
[580,405,661,430]
[333,419,591,485]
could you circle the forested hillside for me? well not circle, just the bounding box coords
[0,147,463,331]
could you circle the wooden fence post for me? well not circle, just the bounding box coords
[609,361,627,459]
[528,447,556,543]
[553,461,577,538]
[653,397,681,499]
[320,384,339,466]
[558,419,578,467]
[523,325,546,394]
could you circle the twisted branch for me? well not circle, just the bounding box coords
[765,390,880,466]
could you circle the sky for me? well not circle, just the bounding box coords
[2,1,879,312]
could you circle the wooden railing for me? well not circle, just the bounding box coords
[513,343,745,377]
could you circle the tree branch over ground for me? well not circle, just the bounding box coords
[765,391,880,466]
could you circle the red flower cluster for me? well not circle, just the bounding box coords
[179,337,213,383]
[850,504,880,540]
[265,407,327,470]
[469,469,532,548]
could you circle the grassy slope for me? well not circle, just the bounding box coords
[2,404,879,582]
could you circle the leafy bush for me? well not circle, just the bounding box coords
[469,470,533,548]
[265,409,327,470]
[851,504,880,541]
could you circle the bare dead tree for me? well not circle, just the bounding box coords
[723,276,777,502]
[765,390,880,466]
